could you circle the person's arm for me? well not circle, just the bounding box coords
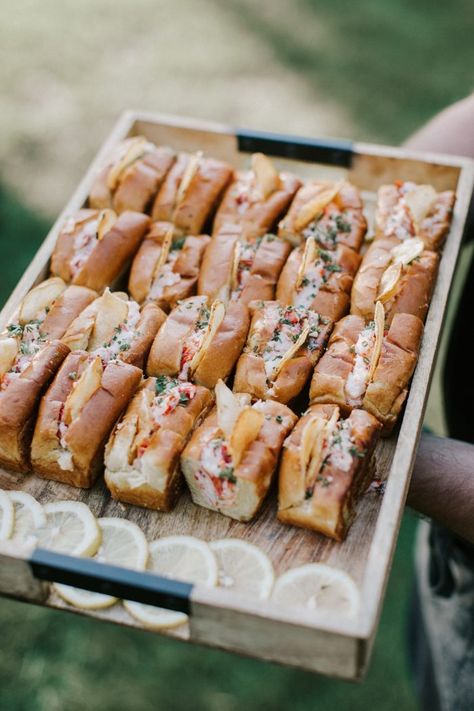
[404,93,474,158]
[408,433,474,545]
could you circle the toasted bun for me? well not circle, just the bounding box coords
[61,293,165,368]
[104,378,213,511]
[122,302,166,369]
[197,228,240,302]
[237,234,292,305]
[351,237,439,324]
[31,354,142,487]
[212,170,301,239]
[88,167,112,210]
[198,227,291,305]
[73,211,150,291]
[181,399,295,521]
[0,341,70,472]
[350,238,395,321]
[277,243,361,321]
[278,181,367,250]
[146,297,248,387]
[151,153,233,234]
[363,313,423,433]
[194,301,250,388]
[50,209,97,283]
[310,312,423,432]
[31,351,89,475]
[129,222,210,310]
[375,184,455,251]
[278,405,381,540]
[113,146,176,214]
[51,210,150,291]
[88,143,176,214]
[147,296,206,376]
[40,285,97,340]
[309,315,366,413]
[233,303,332,404]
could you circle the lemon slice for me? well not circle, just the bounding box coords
[55,517,149,610]
[0,490,14,540]
[377,261,402,303]
[209,539,275,599]
[8,491,46,545]
[272,563,359,617]
[124,536,218,630]
[35,501,101,557]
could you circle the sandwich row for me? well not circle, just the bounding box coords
[49,174,454,333]
[0,277,420,539]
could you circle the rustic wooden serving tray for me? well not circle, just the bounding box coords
[0,112,473,680]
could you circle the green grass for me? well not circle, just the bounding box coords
[231,0,474,143]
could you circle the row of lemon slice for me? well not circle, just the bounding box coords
[0,490,359,628]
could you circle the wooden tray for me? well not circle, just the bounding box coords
[0,112,473,680]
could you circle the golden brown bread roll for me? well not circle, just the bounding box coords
[278,181,367,250]
[198,229,291,305]
[374,181,455,251]
[310,307,424,433]
[0,340,70,472]
[278,404,382,540]
[128,221,210,312]
[3,278,97,344]
[31,352,142,487]
[146,295,249,389]
[181,381,297,521]
[88,137,176,214]
[276,237,361,322]
[61,288,165,370]
[0,278,102,471]
[233,301,332,404]
[212,153,301,239]
[51,209,150,292]
[104,375,213,511]
[351,236,439,324]
[151,152,233,235]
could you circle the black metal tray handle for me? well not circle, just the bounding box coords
[236,128,354,167]
[30,548,192,614]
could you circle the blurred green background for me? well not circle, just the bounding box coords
[0,1,472,709]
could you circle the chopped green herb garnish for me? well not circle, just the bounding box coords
[349,446,365,459]
[171,237,186,251]
[178,391,190,407]
[68,371,77,381]
[275,415,283,424]
[155,374,171,394]
[335,215,351,233]
[219,468,236,483]
[7,323,23,337]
